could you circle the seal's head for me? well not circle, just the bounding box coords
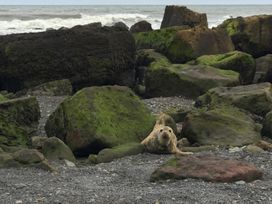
[157,126,174,147]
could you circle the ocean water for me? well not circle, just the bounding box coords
[0,5,272,35]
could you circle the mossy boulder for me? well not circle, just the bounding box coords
[0,97,40,147]
[144,50,239,98]
[27,79,73,96]
[134,26,234,63]
[41,137,76,163]
[45,86,155,156]
[218,15,272,57]
[262,111,272,139]
[181,105,261,146]
[0,94,7,102]
[96,143,145,163]
[191,51,256,85]
[197,82,272,117]
[254,54,272,83]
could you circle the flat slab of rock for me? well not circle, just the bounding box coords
[151,155,263,183]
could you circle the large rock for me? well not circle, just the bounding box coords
[197,83,272,117]
[130,21,153,33]
[191,51,256,85]
[182,105,261,146]
[26,79,73,96]
[254,54,272,83]
[143,50,239,98]
[150,155,263,183]
[0,97,40,146]
[96,143,145,163]
[0,23,135,92]
[218,15,272,57]
[161,5,208,29]
[45,86,155,156]
[134,26,234,63]
[41,137,76,162]
[262,111,272,139]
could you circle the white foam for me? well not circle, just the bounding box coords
[0,13,149,35]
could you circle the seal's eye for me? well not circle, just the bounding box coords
[169,130,172,133]
[160,129,163,132]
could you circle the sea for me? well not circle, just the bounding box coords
[0,5,272,35]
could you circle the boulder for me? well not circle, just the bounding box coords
[191,51,256,85]
[255,140,272,151]
[150,155,263,183]
[12,149,56,171]
[197,83,272,117]
[26,79,73,96]
[262,111,272,138]
[182,105,261,146]
[96,143,145,163]
[144,50,239,98]
[45,86,155,156]
[254,54,272,83]
[0,97,40,146]
[113,22,129,30]
[244,145,265,153]
[134,26,234,63]
[0,23,135,92]
[41,137,76,162]
[161,5,208,29]
[31,136,48,150]
[130,21,153,33]
[218,15,272,57]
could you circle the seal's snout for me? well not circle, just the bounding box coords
[162,133,169,140]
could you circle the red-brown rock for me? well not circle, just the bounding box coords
[161,5,208,29]
[150,155,263,183]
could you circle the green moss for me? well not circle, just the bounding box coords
[46,86,155,156]
[134,26,192,63]
[194,51,255,84]
[97,142,145,163]
[145,51,239,98]
[220,18,243,36]
[164,157,178,167]
[0,97,40,147]
[0,94,7,103]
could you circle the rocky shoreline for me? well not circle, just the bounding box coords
[0,4,272,204]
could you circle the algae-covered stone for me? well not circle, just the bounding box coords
[0,94,7,103]
[134,26,234,63]
[262,111,272,139]
[0,97,40,147]
[144,50,239,98]
[218,15,272,57]
[192,51,256,85]
[254,54,272,83]
[182,105,261,146]
[97,143,145,163]
[198,83,272,117]
[27,79,73,96]
[45,86,155,156]
[41,137,76,162]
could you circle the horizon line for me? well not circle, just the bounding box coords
[1,4,272,6]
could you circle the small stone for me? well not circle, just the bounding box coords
[15,201,23,204]
[64,159,76,167]
[235,180,246,185]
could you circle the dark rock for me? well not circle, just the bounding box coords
[218,15,272,57]
[182,105,261,146]
[130,21,153,33]
[134,26,234,63]
[45,86,155,156]
[26,79,73,96]
[41,137,76,162]
[0,97,40,147]
[198,82,272,117]
[254,54,272,83]
[113,22,129,31]
[161,5,208,29]
[150,155,263,183]
[0,23,135,92]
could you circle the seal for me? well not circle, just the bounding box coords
[141,124,193,155]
